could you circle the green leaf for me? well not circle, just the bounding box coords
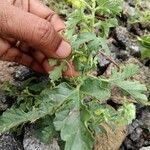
[117,81,148,104]
[138,35,150,48]
[49,66,63,81]
[140,47,150,60]
[72,32,97,49]
[49,61,67,81]
[34,116,57,144]
[100,18,118,38]
[138,35,150,59]
[116,103,136,124]
[96,0,122,16]
[109,64,139,81]
[49,59,57,67]
[80,77,111,101]
[54,88,94,150]
[0,83,74,134]
[108,64,148,104]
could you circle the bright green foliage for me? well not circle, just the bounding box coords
[116,103,136,124]
[138,35,150,59]
[0,0,148,150]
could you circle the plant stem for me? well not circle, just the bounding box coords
[91,0,96,32]
[81,0,92,10]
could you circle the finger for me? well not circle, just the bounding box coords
[18,42,30,53]
[28,0,65,32]
[1,35,16,45]
[18,43,76,76]
[18,44,76,76]
[0,37,46,73]
[0,3,71,59]
[29,48,51,73]
[19,42,51,73]
[63,61,78,77]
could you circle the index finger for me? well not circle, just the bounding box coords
[27,0,65,32]
[0,2,71,59]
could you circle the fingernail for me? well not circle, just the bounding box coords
[55,41,71,58]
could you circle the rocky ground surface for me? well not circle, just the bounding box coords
[0,0,150,150]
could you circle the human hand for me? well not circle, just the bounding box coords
[0,0,76,76]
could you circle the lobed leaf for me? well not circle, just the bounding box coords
[54,89,94,150]
[0,83,74,134]
[80,77,111,101]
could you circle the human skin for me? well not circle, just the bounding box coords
[0,0,76,76]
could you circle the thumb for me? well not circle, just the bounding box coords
[0,2,71,59]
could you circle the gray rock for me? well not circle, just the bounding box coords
[128,119,142,134]
[97,53,111,75]
[115,26,130,49]
[23,127,60,150]
[114,26,140,57]
[0,133,22,150]
[123,138,135,149]
[0,92,8,111]
[116,50,130,61]
[130,127,143,141]
[124,0,136,7]
[140,147,150,150]
[14,66,34,81]
[140,107,150,128]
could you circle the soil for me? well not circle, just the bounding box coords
[0,0,150,150]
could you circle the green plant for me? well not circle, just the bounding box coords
[0,0,148,150]
[126,0,150,24]
[138,35,150,59]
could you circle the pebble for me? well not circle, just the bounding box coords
[129,127,143,141]
[0,92,8,111]
[140,146,150,150]
[140,107,150,128]
[0,133,22,150]
[23,127,60,150]
[97,53,111,75]
[14,66,34,81]
[113,26,140,57]
[128,119,142,134]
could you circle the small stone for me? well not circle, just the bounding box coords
[0,92,8,111]
[144,141,150,146]
[128,119,142,134]
[123,138,135,149]
[14,66,34,81]
[97,53,111,75]
[140,146,150,150]
[124,0,136,7]
[129,127,143,141]
[129,44,140,58]
[116,50,130,61]
[23,127,60,150]
[136,138,145,148]
[140,107,150,128]
[0,133,22,150]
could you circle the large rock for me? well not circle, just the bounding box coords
[94,124,127,150]
[0,61,18,84]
